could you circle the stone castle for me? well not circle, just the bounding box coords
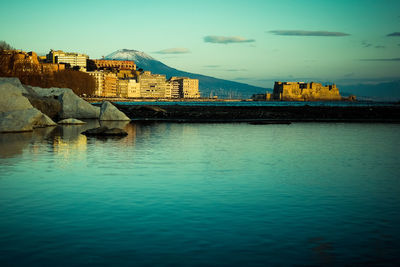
[272,81,342,101]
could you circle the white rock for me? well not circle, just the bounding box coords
[0,82,33,113]
[0,77,30,95]
[99,101,130,121]
[58,118,86,125]
[0,108,56,133]
[0,79,56,133]
[30,87,100,119]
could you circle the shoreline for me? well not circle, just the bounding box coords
[111,104,400,123]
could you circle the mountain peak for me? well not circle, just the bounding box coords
[105,49,155,63]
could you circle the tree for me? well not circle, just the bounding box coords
[0,41,14,51]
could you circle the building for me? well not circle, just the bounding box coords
[46,49,88,71]
[117,69,135,79]
[117,79,141,98]
[41,63,65,73]
[164,80,178,98]
[87,71,105,96]
[87,71,117,97]
[93,59,136,71]
[169,77,200,98]
[137,71,168,98]
[0,49,64,75]
[103,72,117,97]
[272,81,342,101]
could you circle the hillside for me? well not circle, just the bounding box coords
[105,49,268,98]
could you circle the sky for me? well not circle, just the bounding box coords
[1,0,399,88]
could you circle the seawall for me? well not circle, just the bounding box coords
[111,104,400,123]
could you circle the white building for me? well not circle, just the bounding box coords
[117,79,141,98]
[47,49,88,71]
[87,71,104,96]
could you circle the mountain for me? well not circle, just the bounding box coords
[105,49,268,98]
[339,80,400,101]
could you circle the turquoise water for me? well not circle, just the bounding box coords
[1,122,400,266]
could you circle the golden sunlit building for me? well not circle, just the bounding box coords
[137,71,168,98]
[87,71,117,97]
[273,81,341,101]
[117,79,141,98]
[169,77,200,98]
[46,49,88,71]
[93,59,136,70]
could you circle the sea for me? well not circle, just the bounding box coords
[0,121,399,266]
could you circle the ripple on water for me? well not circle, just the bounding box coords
[0,123,400,265]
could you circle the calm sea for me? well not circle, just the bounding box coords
[0,121,399,266]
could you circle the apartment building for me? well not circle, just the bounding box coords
[169,77,200,98]
[47,49,88,71]
[117,79,141,98]
[137,71,168,98]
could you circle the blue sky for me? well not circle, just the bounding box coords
[1,0,399,88]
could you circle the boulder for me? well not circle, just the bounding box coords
[81,126,128,136]
[29,87,100,119]
[0,108,56,133]
[24,94,62,119]
[58,118,86,125]
[99,101,130,121]
[0,81,33,113]
[0,78,57,133]
[0,77,30,95]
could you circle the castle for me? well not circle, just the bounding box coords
[272,81,342,101]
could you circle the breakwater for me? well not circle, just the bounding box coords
[111,103,400,123]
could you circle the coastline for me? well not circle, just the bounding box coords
[111,103,400,123]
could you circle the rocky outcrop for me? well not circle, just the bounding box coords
[58,118,86,125]
[0,77,31,94]
[0,78,56,133]
[24,94,62,119]
[81,126,128,136]
[0,80,32,112]
[29,87,100,119]
[1,78,130,131]
[99,101,130,121]
[0,108,56,132]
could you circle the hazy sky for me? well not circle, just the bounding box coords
[1,0,399,88]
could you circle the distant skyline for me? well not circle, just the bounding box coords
[1,0,400,88]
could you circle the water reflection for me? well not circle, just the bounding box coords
[0,121,145,160]
[0,132,33,158]
[0,126,58,158]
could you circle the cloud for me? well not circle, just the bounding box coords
[204,35,255,44]
[360,58,400,61]
[154,48,190,54]
[362,41,386,49]
[225,68,247,72]
[269,30,350,37]
[203,65,220,68]
[362,41,372,48]
[387,32,400,37]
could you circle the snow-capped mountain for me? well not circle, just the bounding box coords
[105,49,268,98]
[105,49,155,66]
